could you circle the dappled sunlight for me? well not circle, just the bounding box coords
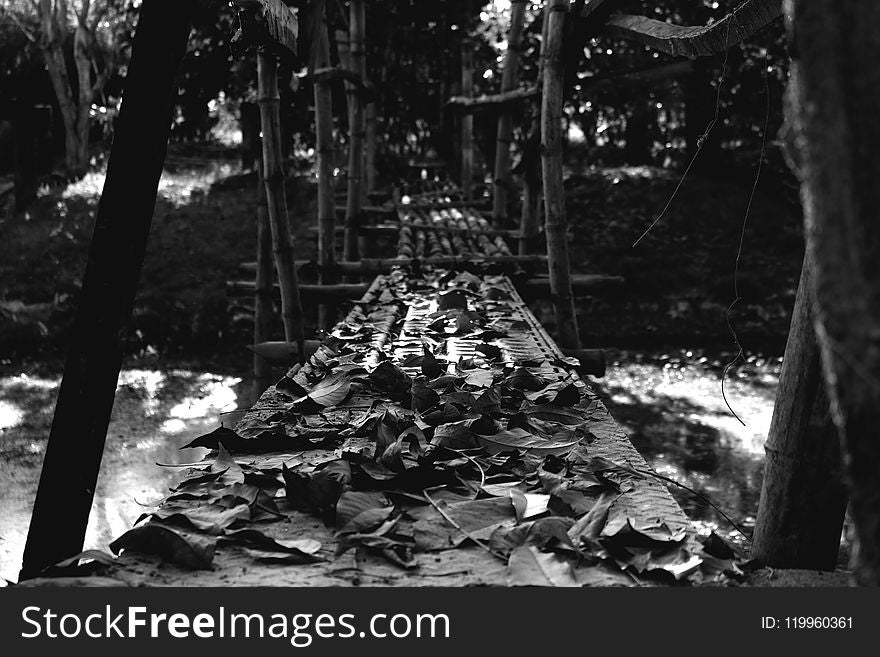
[0,400,23,430]
[591,349,779,548]
[163,373,240,421]
[53,160,240,207]
[0,365,247,583]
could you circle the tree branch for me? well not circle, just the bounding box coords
[603,0,783,59]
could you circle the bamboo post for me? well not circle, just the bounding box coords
[343,0,366,263]
[520,5,551,255]
[492,0,527,227]
[541,0,580,349]
[461,38,475,201]
[313,0,336,329]
[257,50,305,358]
[19,0,197,580]
[752,254,847,570]
[365,99,377,198]
[253,158,274,396]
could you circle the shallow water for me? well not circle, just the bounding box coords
[0,366,254,583]
[0,350,782,583]
[591,349,780,550]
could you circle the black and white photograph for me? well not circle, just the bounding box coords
[0,0,876,649]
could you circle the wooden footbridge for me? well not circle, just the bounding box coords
[18,0,784,585]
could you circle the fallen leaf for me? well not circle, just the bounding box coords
[437,290,468,310]
[421,344,444,379]
[410,497,515,551]
[369,361,413,399]
[109,524,215,569]
[508,490,550,521]
[411,378,440,412]
[490,517,575,557]
[568,491,619,545]
[505,367,547,391]
[293,372,352,410]
[506,546,579,587]
[223,529,323,563]
[151,503,250,535]
[477,428,579,457]
[335,491,388,529]
[463,368,494,388]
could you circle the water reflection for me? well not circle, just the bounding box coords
[0,350,787,583]
[589,350,780,550]
[0,367,250,584]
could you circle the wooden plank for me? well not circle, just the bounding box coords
[516,274,625,296]
[228,280,369,300]
[232,0,298,56]
[604,0,783,59]
[447,86,539,112]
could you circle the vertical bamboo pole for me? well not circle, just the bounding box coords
[541,0,580,349]
[253,158,274,396]
[20,0,196,580]
[257,50,305,358]
[492,0,527,227]
[520,5,551,255]
[461,38,474,201]
[343,0,366,263]
[752,254,847,570]
[313,0,336,329]
[365,100,377,198]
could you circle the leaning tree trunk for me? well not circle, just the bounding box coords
[752,254,847,570]
[786,0,880,585]
[19,0,197,580]
[492,0,527,227]
[541,0,580,349]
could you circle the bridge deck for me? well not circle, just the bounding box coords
[68,192,712,587]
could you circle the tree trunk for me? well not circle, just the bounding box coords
[37,0,100,179]
[343,0,366,263]
[257,50,304,356]
[752,254,847,570]
[492,0,527,227]
[461,39,474,200]
[624,99,653,165]
[786,0,880,585]
[19,0,196,580]
[313,0,336,329]
[12,102,39,212]
[41,41,88,178]
[541,0,579,350]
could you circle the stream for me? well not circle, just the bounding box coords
[0,349,781,583]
